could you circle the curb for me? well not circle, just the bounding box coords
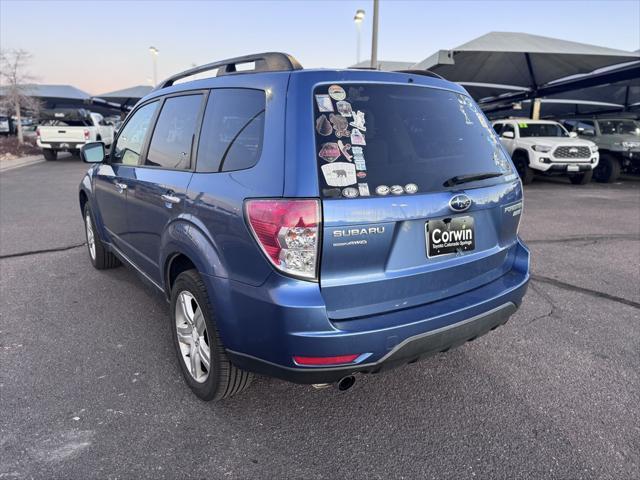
[0,155,45,173]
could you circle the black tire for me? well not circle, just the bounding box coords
[83,204,120,270]
[593,154,620,183]
[170,269,253,401]
[569,169,593,185]
[513,153,535,185]
[43,149,57,161]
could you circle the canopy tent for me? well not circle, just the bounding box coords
[96,85,153,109]
[413,31,640,93]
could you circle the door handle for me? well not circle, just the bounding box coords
[114,182,127,192]
[161,193,181,204]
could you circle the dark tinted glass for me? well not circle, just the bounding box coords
[518,123,568,137]
[146,94,203,169]
[313,84,513,198]
[113,101,158,165]
[196,89,266,172]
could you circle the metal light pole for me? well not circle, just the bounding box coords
[370,0,379,69]
[354,9,365,65]
[149,46,159,86]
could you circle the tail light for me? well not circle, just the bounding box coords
[83,129,90,140]
[245,199,321,281]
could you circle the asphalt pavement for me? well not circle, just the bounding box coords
[1,157,639,479]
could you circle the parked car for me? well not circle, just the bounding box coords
[37,108,115,161]
[78,52,530,401]
[0,115,9,135]
[561,117,640,182]
[493,119,599,185]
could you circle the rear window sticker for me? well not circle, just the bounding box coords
[337,140,352,161]
[336,100,353,117]
[390,185,404,195]
[354,158,367,171]
[358,183,370,196]
[329,114,350,138]
[318,142,341,163]
[349,110,366,131]
[323,188,342,198]
[322,162,357,187]
[404,183,418,194]
[315,94,334,112]
[375,185,390,196]
[328,85,346,101]
[316,114,333,136]
[342,187,359,198]
[351,128,366,145]
[356,171,367,179]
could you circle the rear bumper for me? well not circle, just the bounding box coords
[227,302,517,383]
[37,140,85,150]
[212,239,530,384]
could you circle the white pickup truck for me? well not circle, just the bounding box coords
[493,119,599,185]
[37,109,115,161]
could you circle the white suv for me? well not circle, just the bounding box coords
[493,119,599,185]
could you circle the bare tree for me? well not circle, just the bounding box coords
[0,49,40,144]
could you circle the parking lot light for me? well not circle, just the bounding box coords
[149,46,159,86]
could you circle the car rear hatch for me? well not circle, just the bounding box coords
[311,82,523,320]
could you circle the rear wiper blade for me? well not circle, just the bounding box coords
[443,172,503,187]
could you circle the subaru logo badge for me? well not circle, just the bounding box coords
[449,194,472,212]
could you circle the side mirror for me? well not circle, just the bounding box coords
[80,142,105,163]
[569,131,578,138]
[583,129,595,137]
[501,131,515,139]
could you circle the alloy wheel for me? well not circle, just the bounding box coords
[175,291,211,383]
[85,213,96,260]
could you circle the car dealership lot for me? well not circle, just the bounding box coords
[1,158,639,479]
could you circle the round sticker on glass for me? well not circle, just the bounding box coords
[404,183,418,194]
[342,187,359,198]
[375,185,390,196]
[390,185,404,195]
[328,85,346,101]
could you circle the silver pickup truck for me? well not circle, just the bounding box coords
[562,118,640,182]
[37,109,114,161]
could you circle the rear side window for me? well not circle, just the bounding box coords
[113,101,158,165]
[313,84,512,198]
[196,89,266,172]
[146,94,203,170]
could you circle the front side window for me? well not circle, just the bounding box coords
[313,83,513,198]
[196,89,266,172]
[112,101,158,165]
[518,123,568,138]
[146,94,204,169]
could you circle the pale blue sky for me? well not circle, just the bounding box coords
[1,0,639,94]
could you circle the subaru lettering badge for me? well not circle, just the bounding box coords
[449,194,472,212]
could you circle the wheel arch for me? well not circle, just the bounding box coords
[512,148,530,164]
[161,218,229,297]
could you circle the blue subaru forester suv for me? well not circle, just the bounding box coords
[79,53,529,400]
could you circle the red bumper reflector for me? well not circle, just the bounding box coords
[293,354,360,366]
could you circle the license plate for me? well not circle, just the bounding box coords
[567,165,579,172]
[60,143,69,148]
[426,216,475,257]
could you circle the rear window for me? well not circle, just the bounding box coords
[313,83,513,198]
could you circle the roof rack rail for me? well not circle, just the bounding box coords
[393,69,443,79]
[155,52,303,90]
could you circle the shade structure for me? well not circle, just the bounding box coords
[413,32,640,90]
[96,85,153,108]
